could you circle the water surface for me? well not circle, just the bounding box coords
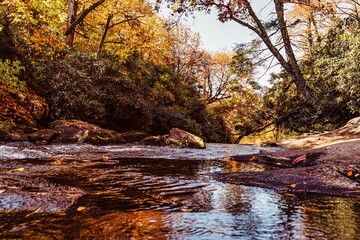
[0,143,359,239]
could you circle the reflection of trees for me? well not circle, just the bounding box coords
[78,210,169,239]
[276,196,360,239]
[301,198,360,239]
[277,194,303,239]
[131,158,201,177]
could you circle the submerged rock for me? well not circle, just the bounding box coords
[49,120,124,145]
[0,175,83,213]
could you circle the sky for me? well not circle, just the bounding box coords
[157,1,279,86]
[184,2,273,52]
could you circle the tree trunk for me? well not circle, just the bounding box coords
[274,0,314,100]
[65,0,105,46]
[66,0,77,47]
[97,14,113,59]
[230,0,314,101]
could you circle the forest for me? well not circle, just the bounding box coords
[0,0,359,144]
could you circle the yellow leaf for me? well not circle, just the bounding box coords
[77,206,87,212]
[10,167,24,172]
[289,183,297,188]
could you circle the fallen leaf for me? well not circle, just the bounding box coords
[102,155,109,160]
[289,183,297,188]
[77,206,87,212]
[9,168,24,172]
[292,154,307,165]
[346,170,353,177]
[250,156,258,161]
[0,189,5,194]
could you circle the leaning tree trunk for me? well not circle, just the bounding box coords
[235,0,315,101]
[274,0,314,100]
[97,14,113,59]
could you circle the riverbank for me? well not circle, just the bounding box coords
[215,117,360,197]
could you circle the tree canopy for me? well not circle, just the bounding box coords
[0,0,358,143]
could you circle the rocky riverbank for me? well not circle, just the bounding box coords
[1,120,206,149]
[215,117,360,197]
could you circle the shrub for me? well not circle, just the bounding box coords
[0,59,26,94]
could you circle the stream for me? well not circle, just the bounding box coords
[0,143,359,239]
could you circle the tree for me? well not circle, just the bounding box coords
[197,52,238,104]
[165,22,205,83]
[157,0,315,100]
[286,0,339,54]
[65,0,105,47]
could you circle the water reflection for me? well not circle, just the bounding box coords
[1,144,360,239]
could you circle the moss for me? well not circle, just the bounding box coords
[0,122,12,135]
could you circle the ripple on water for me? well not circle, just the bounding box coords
[0,143,359,239]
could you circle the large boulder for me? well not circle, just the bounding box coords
[49,120,124,145]
[166,128,206,149]
[17,92,49,121]
[0,91,37,129]
[141,128,206,149]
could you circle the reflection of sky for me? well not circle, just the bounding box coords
[164,156,303,239]
[165,185,299,239]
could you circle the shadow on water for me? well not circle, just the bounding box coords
[0,143,360,239]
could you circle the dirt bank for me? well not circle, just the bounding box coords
[215,117,360,197]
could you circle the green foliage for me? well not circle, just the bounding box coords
[0,59,26,94]
[0,0,233,141]
[306,18,360,115]
[151,106,189,134]
[261,18,360,134]
[35,53,152,131]
[32,51,228,140]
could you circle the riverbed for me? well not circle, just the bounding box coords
[0,143,359,239]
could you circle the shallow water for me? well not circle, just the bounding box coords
[0,143,359,239]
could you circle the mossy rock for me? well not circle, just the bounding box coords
[0,122,12,136]
[165,128,206,149]
[120,131,149,143]
[141,135,167,146]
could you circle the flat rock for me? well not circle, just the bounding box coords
[215,140,360,197]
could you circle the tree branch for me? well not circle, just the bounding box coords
[65,0,105,36]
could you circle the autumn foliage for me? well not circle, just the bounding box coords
[0,0,359,143]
